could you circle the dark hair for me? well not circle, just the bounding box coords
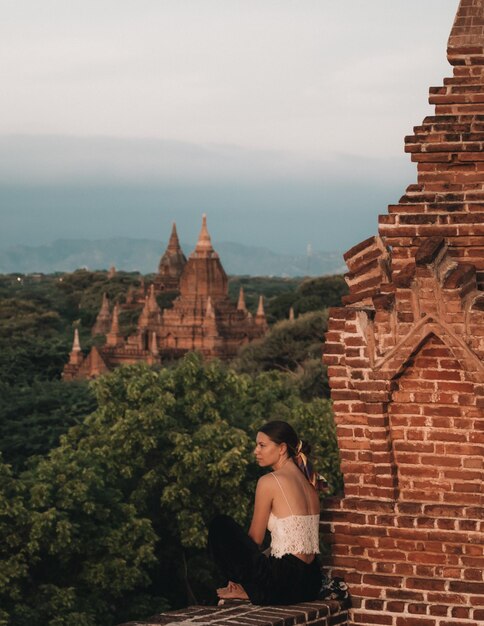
[258,420,311,458]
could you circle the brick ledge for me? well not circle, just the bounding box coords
[118,599,348,626]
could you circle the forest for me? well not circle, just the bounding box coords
[0,270,348,626]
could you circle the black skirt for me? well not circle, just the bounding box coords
[208,514,321,606]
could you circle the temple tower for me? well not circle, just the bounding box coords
[62,329,84,380]
[161,215,265,358]
[154,222,187,292]
[322,2,484,624]
[178,214,228,301]
[105,304,124,348]
[91,293,112,336]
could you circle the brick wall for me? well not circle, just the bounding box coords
[322,1,484,625]
[119,600,348,626]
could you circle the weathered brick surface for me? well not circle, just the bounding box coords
[323,2,484,625]
[118,600,348,626]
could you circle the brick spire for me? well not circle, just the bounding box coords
[91,292,112,336]
[157,222,187,286]
[179,214,227,298]
[193,214,219,258]
[67,328,83,366]
[147,284,160,313]
[255,296,268,330]
[72,327,81,352]
[167,221,180,250]
[237,287,247,311]
[138,297,150,329]
[106,303,124,347]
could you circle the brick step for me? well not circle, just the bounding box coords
[388,203,483,214]
[404,140,484,153]
[400,189,484,203]
[117,600,348,626]
[431,84,484,94]
[380,212,484,224]
[407,132,484,143]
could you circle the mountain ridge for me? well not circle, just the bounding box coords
[0,238,345,277]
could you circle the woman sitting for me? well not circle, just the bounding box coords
[209,420,327,605]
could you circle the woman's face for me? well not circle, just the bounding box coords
[254,431,285,468]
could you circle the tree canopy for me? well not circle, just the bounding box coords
[234,310,330,400]
[0,270,346,625]
[0,354,341,625]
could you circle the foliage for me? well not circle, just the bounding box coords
[234,311,330,399]
[228,276,301,318]
[0,270,345,624]
[0,355,341,625]
[0,455,30,626]
[0,380,97,472]
[267,274,348,321]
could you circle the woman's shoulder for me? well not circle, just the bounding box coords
[257,472,276,487]
[255,473,277,500]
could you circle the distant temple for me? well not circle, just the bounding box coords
[63,216,268,379]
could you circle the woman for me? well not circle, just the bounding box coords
[208,420,326,605]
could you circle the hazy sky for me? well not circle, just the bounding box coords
[1,0,459,255]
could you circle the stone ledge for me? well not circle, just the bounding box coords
[118,599,348,626]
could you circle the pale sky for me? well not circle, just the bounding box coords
[0,0,460,253]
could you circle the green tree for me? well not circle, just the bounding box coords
[1,354,341,625]
[267,274,348,321]
[0,455,30,626]
[0,380,97,472]
[233,311,330,399]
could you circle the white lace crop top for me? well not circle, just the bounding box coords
[266,473,320,559]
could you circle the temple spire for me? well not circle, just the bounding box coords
[73,328,81,352]
[194,214,217,257]
[289,306,295,321]
[148,284,159,312]
[106,303,123,347]
[100,293,109,314]
[91,292,112,336]
[255,296,268,331]
[138,297,149,329]
[156,221,187,290]
[167,222,181,250]
[67,328,83,367]
[237,287,247,312]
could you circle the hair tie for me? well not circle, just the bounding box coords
[294,440,328,492]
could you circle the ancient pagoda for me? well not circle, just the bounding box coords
[63,216,268,379]
[160,214,268,358]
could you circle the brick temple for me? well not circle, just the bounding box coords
[63,216,268,379]
[322,1,484,625]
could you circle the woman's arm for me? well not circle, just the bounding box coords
[248,475,273,546]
